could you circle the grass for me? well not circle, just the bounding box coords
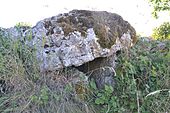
[0,28,170,113]
[0,32,93,113]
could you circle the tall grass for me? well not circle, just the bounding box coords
[0,32,93,113]
[0,28,170,113]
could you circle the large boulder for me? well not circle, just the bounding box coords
[0,10,136,89]
[24,10,136,71]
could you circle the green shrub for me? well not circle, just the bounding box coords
[152,22,170,40]
[15,22,32,27]
[115,38,170,112]
[89,37,170,113]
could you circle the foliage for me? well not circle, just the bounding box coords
[152,22,170,40]
[89,37,170,113]
[0,32,90,113]
[15,22,32,27]
[89,80,120,113]
[0,30,40,112]
[148,0,170,18]
[0,26,170,113]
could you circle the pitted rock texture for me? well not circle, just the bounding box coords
[1,10,136,72]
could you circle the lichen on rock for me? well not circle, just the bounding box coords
[49,10,137,49]
[31,10,136,72]
[0,9,137,89]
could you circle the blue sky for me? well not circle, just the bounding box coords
[0,0,170,36]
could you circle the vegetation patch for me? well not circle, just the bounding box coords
[152,22,170,40]
[88,37,170,113]
[0,31,92,113]
[0,17,169,113]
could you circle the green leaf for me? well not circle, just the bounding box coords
[95,98,104,104]
[97,93,102,97]
[105,85,113,94]
[90,79,97,90]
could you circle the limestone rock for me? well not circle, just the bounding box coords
[0,10,136,89]
[22,10,136,72]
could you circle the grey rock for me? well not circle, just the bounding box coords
[89,67,116,89]
[0,10,136,89]
[27,10,136,72]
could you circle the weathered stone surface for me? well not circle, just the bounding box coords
[22,10,136,72]
[0,10,136,89]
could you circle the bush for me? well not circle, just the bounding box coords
[89,37,170,113]
[152,22,170,40]
[15,22,32,27]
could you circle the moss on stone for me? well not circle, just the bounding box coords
[93,24,116,48]
[54,10,136,48]
[58,22,75,36]
[56,15,90,37]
